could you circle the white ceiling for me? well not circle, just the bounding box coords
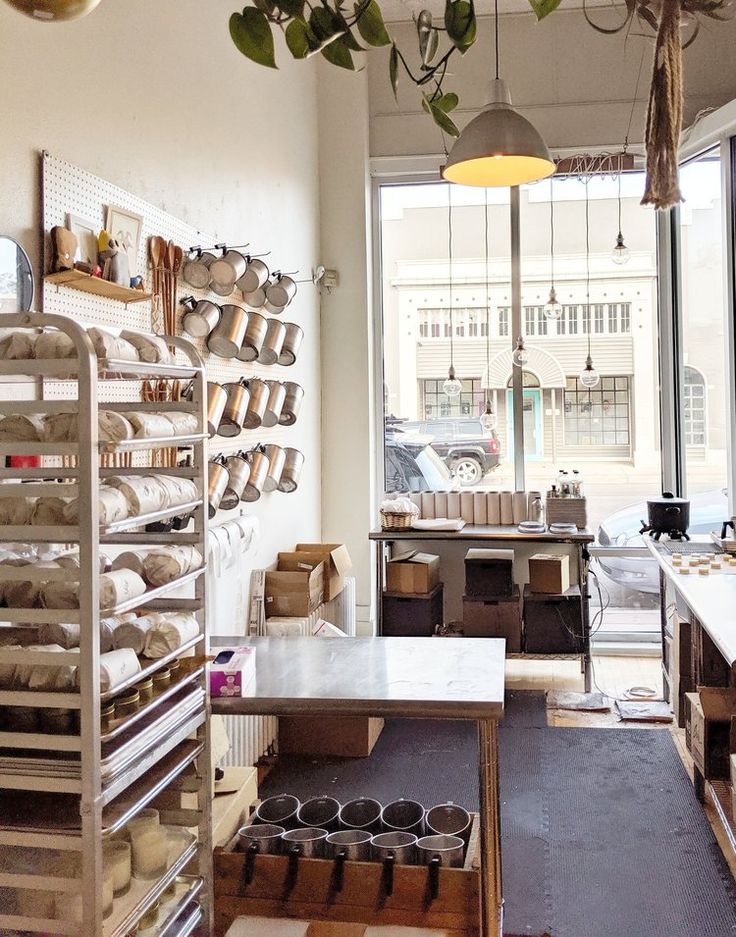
[382,0,622,24]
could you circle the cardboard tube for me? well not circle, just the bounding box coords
[500,491,513,525]
[512,491,528,525]
[486,492,501,525]
[473,492,487,525]
[434,492,448,519]
[420,492,436,519]
[447,492,461,519]
[460,491,475,524]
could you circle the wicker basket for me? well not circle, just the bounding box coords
[380,510,415,531]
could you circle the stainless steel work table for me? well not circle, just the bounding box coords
[211,635,506,937]
[370,525,595,690]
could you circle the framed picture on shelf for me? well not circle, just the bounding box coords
[66,213,98,268]
[105,205,143,276]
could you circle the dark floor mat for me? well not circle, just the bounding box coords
[504,689,549,727]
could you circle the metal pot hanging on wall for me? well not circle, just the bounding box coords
[263,444,286,492]
[262,380,286,427]
[207,303,248,358]
[181,296,221,338]
[183,250,217,290]
[242,448,270,502]
[279,382,304,427]
[218,378,251,437]
[237,312,268,362]
[221,453,252,509]
[243,378,269,429]
[278,447,305,493]
[258,319,286,366]
[278,322,303,367]
[207,455,230,518]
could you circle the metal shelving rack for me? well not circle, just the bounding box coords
[0,312,212,936]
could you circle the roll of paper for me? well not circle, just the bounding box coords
[111,551,148,578]
[434,492,448,519]
[513,491,528,525]
[143,612,200,658]
[486,491,501,525]
[473,492,487,525]
[500,491,513,525]
[409,492,422,514]
[113,616,158,655]
[460,491,475,524]
[420,492,436,520]
[99,569,147,610]
[99,649,141,692]
[447,492,461,519]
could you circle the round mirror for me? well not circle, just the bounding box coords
[0,236,35,313]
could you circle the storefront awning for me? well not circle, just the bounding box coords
[482,345,567,389]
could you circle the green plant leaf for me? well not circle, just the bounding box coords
[253,0,276,16]
[435,91,459,112]
[334,9,365,50]
[528,0,561,18]
[275,0,306,15]
[229,8,278,68]
[310,6,342,40]
[420,27,439,67]
[285,17,311,57]
[444,0,476,49]
[321,34,356,68]
[354,0,391,45]
[389,42,399,100]
[429,101,460,136]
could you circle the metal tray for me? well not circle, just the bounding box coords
[100,634,204,702]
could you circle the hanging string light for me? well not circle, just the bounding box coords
[580,176,600,389]
[442,185,462,398]
[512,335,528,368]
[481,192,496,431]
[543,176,563,320]
[611,152,630,265]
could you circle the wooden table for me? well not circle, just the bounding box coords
[211,635,506,937]
[370,525,595,690]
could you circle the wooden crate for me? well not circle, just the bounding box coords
[214,814,482,937]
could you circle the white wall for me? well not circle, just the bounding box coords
[0,0,323,632]
[368,10,736,157]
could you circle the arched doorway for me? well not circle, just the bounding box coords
[506,371,543,459]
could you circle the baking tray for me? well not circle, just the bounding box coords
[100,635,204,702]
[100,565,206,617]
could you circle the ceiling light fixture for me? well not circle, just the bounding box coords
[579,177,600,390]
[543,176,563,320]
[442,0,555,188]
[442,186,462,399]
[611,153,630,265]
[512,335,528,368]
[2,0,102,20]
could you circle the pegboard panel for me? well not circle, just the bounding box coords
[41,152,307,458]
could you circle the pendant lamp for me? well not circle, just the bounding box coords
[543,177,563,320]
[1,0,102,19]
[443,0,554,188]
[579,178,600,389]
[512,336,528,368]
[442,187,462,398]
[611,155,630,264]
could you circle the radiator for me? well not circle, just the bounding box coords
[221,577,356,767]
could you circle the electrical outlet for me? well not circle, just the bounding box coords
[322,268,339,289]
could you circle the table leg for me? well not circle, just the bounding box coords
[579,545,592,693]
[478,718,503,937]
[375,540,385,636]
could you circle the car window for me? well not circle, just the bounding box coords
[390,445,428,492]
[457,421,483,435]
[427,422,452,435]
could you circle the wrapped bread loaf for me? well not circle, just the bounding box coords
[111,550,148,578]
[31,497,70,526]
[0,645,23,688]
[143,612,200,658]
[154,475,199,507]
[43,411,134,443]
[112,616,158,655]
[4,560,60,608]
[120,330,172,364]
[0,330,35,360]
[106,475,169,516]
[55,554,80,570]
[123,411,175,439]
[100,612,139,654]
[88,327,139,362]
[162,411,199,435]
[142,545,203,587]
[40,578,78,610]
[0,497,34,526]
[99,648,141,692]
[39,621,80,650]
[63,486,129,526]
[99,569,147,610]
[34,330,76,360]
[13,644,76,691]
[0,414,45,442]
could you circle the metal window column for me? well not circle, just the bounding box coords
[725,137,736,516]
[511,186,525,491]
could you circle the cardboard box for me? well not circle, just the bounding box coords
[685,687,736,779]
[462,586,521,650]
[295,542,353,602]
[265,563,324,618]
[528,553,570,594]
[382,584,444,637]
[386,551,441,595]
[464,548,514,597]
[279,715,384,758]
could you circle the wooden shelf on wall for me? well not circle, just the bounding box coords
[45,270,152,304]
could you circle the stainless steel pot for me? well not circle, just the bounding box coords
[297,797,341,831]
[237,823,284,855]
[381,799,425,836]
[371,831,418,866]
[209,250,247,293]
[279,382,304,427]
[262,380,286,428]
[278,322,304,367]
[183,250,216,289]
[339,798,382,833]
[184,380,228,439]
[243,285,267,308]
[255,794,300,828]
[281,827,328,859]
[416,834,464,869]
[243,378,269,429]
[266,274,297,309]
[325,830,372,862]
[181,296,221,338]
[207,303,248,358]
[258,319,286,366]
[221,453,251,509]
[278,447,305,493]
[263,444,286,492]
[242,448,270,502]
[237,311,268,362]
[236,257,270,294]
[218,378,250,438]
[207,456,230,518]
[425,803,471,842]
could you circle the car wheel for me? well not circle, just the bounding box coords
[452,457,483,486]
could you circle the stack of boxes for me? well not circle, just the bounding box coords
[382,551,443,636]
[462,549,521,651]
[523,554,585,654]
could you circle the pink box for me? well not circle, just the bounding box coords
[209,645,256,698]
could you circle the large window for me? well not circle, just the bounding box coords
[683,366,707,447]
[564,376,631,446]
[422,378,484,418]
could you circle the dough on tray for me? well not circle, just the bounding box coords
[87,327,139,363]
[122,412,176,439]
[119,330,172,365]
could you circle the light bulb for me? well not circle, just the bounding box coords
[443,365,462,398]
[512,337,528,368]
[480,401,496,432]
[579,355,600,388]
[611,233,630,265]
[543,287,563,320]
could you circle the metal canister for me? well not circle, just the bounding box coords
[185,380,227,439]
[278,447,305,493]
[209,250,247,293]
[416,834,465,868]
[243,378,269,429]
[371,831,418,866]
[279,382,304,427]
[221,453,251,509]
[324,830,372,862]
[206,303,248,358]
[297,797,341,831]
[278,322,304,366]
[237,312,268,362]
[181,296,221,338]
[218,379,250,437]
[262,380,286,428]
[257,319,287,366]
[263,444,286,492]
[242,286,267,308]
[236,257,270,294]
[182,250,216,289]
[381,799,425,836]
[255,794,300,827]
[242,448,270,502]
[339,798,382,833]
[207,456,230,518]
[425,804,471,842]
[281,827,328,859]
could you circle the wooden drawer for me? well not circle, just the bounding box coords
[214,815,482,937]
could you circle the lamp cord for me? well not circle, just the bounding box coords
[585,176,592,361]
[494,0,500,80]
[617,153,623,236]
[485,193,491,404]
[448,185,454,370]
[549,178,555,290]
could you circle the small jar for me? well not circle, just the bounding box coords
[6,706,38,732]
[114,688,140,718]
[131,828,168,880]
[41,707,75,734]
[137,678,154,704]
[167,658,180,680]
[100,702,116,732]
[126,808,160,841]
[152,667,171,694]
[104,839,132,897]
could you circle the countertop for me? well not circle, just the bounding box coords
[647,537,736,666]
[369,524,594,544]
[210,636,505,720]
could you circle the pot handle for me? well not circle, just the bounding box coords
[428,855,441,901]
[382,852,395,897]
[243,841,259,889]
[284,845,300,897]
[665,505,681,517]
[180,295,196,310]
[332,848,347,893]
[662,491,675,499]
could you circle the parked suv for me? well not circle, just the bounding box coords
[395,418,500,486]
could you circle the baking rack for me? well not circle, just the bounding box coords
[0,312,212,936]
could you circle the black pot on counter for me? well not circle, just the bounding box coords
[640,492,691,540]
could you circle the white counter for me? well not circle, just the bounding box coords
[647,538,736,666]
